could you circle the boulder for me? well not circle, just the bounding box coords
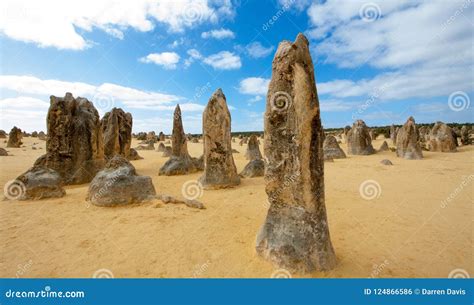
[128,148,143,160]
[87,156,156,206]
[0,148,8,156]
[428,122,457,152]
[14,165,65,200]
[380,159,393,166]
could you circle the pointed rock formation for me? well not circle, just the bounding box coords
[157,142,166,152]
[158,131,166,141]
[256,34,336,273]
[390,124,397,145]
[347,120,375,155]
[240,159,265,178]
[128,148,143,160]
[101,108,133,160]
[323,135,346,159]
[428,122,457,152]
[378,140,389,152]
[87,156,156,206]
[34,93,105,185]
[460,125,471,145]
[7,126,23,148]
[245,135,263,160]
[396,116,423,160]
[159,105,199,175]
[199,89,240,189]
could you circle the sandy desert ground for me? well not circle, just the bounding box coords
[0,136,472,278]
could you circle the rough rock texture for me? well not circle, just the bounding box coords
[146,131,157,143]
[193,155,204,171]
[256,34,336,273]
[158,132,165,141]
[15,165,66,200]
[396,116,423,160]
[323,135,346,159]
[159,105,199,175]
[390,124,397,145]
[460,125,471,145]
[162,146,172,157]
[428,122,457,152]
[136,132,147,140]
[7,126,23,148]
[34,93,105,185]
[157,142,166,152]
[38,131,47,141]
[0,130,6,138]
[346,120,375,155]
[0,148,8,156]
[135,142,154,150]
[31,131,38,137]
[199,89,240,189]
[87,156,156,206]
[101,108,133,160]
[245,135,263,161]
[380,159,393,166]
[378,141,389,152]
[240,159,265,178]
[128,148,143,160]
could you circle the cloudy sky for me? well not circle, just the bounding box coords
[0,0,472,133]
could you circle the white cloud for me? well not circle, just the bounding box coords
[0,75,208,132]
[307,0,473,112]
[0,0,234,50]
[140,52,180,69]
[202,51,241,70]
[246,42,274,58]
[201,28,235,39]
[238,77,270,95]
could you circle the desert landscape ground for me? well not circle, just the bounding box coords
[1,135,472,278]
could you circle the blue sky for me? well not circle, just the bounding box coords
[0,0,472,134]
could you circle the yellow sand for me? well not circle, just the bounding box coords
[0,137,472,278]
